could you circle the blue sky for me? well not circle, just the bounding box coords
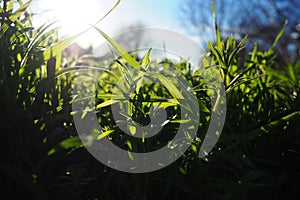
[30,0,194,47]
[106,0,183,29]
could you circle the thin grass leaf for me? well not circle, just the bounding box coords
[55,66,103,77]
[238,111,300,144]
[211,1,221,48]
[1,0,32,33]
[7,0,14,11]
[60,137,83,149]
[171,119,191,124]
[41,0,121,63]
[97,130,114,140]
[27,20,59,51]
[271,20,288,50]
[199,100,210,113]
[17,0,24,6]
[9,0,31,22]
[93,0,121,25]
[134,71,144,94]
[141,48,152,69]
[208,41,224,66]
[9,0,32,22]
[153,73,184,99]
[93,26,140,69]
[227,35,247,67]
[95,99,119,109]
[250,43,258,62]
[43,34,79,61]
[288,63,298,85]
[155,101,178,108]
[226,64,257,91]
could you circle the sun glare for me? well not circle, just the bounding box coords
[45,0,102,36]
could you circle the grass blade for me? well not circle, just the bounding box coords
[93,26,140,69]
[271,20,288,49]
[153,73,184,99]
[141,48,152,69]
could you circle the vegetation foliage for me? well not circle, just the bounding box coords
[0,0,299,199]
[182,0,300,64]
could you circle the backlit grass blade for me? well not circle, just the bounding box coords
[227,35,247,67]
[93,0,121,25]
[237,111,300,144]
[41,0,122,63]
[141,48,152,69]
[7,0,14,11]
[60,137,84,149]
[211,1,221,48]
[43,34,79,61]
[95,99,119,109]
[17,0,24,6]
[153,73,184,99]
[271,20,288,50]
[1,0,31,33]
[20,21,59,69]
[93,26,140,70]
[208,41,224,66]
[41,0,122,64]
[9,0,31,22]
[97,130,114,140]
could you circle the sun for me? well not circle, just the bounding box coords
[44,0,102,36]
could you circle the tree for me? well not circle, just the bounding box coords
[181,0,300,64]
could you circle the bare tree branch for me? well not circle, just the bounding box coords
[181,0,300,64]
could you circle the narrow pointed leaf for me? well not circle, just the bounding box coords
[43,34,78,61]
[93,26,140,69]
[97,130,114,140]
[271,20,288,49]
[154,73,184,99]
[95,99,118,109]
[141,48,152,68]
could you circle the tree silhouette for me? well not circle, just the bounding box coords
[181,0,300,64]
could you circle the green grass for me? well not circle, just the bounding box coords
[0,0,300,199]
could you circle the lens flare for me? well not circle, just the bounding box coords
[44,0,101,35]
